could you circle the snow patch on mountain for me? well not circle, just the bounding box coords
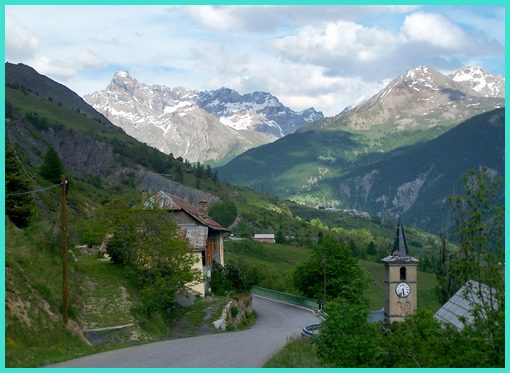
[449,66,505,98]
[196,88,322,137]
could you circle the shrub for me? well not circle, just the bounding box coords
[230,306,239,319]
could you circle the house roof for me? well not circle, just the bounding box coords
[434,280,497,330]
[254,234,275,239]
[144,191,229,232]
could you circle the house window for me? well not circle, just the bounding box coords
[202,251,206,266]
[400,266,407,280]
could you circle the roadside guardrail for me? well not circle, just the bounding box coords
[252,286,320,310]
[301,324,321,337]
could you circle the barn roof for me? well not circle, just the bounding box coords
[144,191,229,232]
[254,234,275,239]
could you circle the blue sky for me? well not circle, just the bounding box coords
[5,5,505,116]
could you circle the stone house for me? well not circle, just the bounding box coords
[144,191,229,295]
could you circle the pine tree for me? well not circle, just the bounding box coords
[39,146,64,184]
[174,164,184,183]
[366,241,377,256]
[6,146,34,228]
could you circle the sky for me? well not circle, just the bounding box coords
[5,5,505,116]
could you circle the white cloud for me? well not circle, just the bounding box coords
[5,14,39,60]
[77,49,106,68]
[401,12,468,50]
[28,56,76,81]
[4,5,504,116]
[269,66,388,115]
[184,6,240,32]
[273,20,401,64]
[189,44,386,115]
[271,10,503,82]
[183,5,421,33]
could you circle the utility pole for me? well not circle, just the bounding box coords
[61,175,68,324]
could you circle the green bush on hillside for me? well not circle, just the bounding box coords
[211,261,260,295]
[317,300,382,367]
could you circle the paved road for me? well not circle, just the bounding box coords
[51,296,320,368]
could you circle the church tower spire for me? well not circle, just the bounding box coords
[382,218,419,322]
[391,216,409,257]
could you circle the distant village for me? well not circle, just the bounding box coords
[316,205,371,220]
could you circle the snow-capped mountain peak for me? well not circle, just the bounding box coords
[334,65,504,131]
[449,66,505,98]
[196,88,323,137]
[114,70,130,79]
[404,65,432,79]
[84,72,323,162]
[107,70,140,94]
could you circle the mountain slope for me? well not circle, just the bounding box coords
[218,65,504,211]
[217,129,367,198]
[6,63,118,130]
[334,108,505,231]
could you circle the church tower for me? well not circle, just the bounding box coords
[381,218,419,322]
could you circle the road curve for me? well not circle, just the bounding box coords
[51,296,320,368]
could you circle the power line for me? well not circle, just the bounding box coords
[6,182,64,196]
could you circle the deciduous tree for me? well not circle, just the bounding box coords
[88,205,202,317]
[293,235,367,303]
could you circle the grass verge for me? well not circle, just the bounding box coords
[264,336,323,368]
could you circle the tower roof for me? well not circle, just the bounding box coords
[392,217,409,256]
[381,217,418,263]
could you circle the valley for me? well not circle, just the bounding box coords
[5,5,504,368]
[5,60,504,368]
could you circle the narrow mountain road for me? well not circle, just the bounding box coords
[51,296,320,368]
[227,214,241,231]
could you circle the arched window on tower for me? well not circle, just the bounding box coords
[400,266,407,280]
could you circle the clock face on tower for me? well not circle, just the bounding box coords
[395,282,411,298]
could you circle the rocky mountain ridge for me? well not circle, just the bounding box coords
[84,72,322,163]
[330,65,504,131]
[196,87,323,137]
